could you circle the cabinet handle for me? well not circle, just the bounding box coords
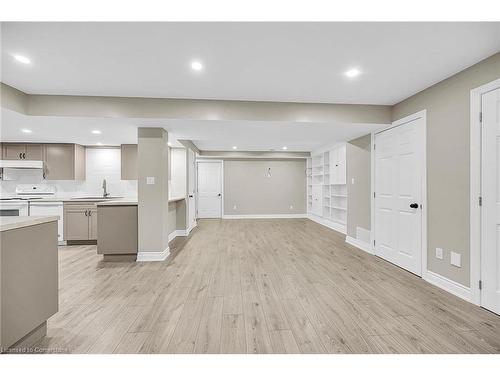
[89,210,92,216]
[19,153,22,159]
[23,153,26,159]
[85,210,88,216]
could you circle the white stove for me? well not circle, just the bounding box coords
[0,185,64,243]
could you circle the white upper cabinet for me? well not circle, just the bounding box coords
[330,144,346,185]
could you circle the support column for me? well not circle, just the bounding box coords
[137,127,169,261]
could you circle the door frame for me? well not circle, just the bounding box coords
[470,78,500,306]
[370,109,427,277]
[195,159,224,218]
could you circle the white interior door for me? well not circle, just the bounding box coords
[374,115,424,276]
[481,87,500,315]
[187,149,197,228]
[197,161,222,219]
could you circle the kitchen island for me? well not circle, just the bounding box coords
[0,216,59,352]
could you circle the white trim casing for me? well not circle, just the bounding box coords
[371,110,427,278]
[470,78,500,306]
[308,214,346,235]
[423,270,472,303]
[136,246,170,262]
[345,236,374,255]
[223,214,307,219]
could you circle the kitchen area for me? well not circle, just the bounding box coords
[0,139,194,351]
[0,141,192,258]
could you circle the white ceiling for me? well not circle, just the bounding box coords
[0,109,385,152]
[2,22,499,105]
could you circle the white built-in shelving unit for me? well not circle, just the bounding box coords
[307,143,347,234]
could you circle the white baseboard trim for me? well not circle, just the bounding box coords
[168,229,189,242]
[136,246,170,262]
[186,221,197,235]
[222,214,307,219]
[423,270,472,302]
[345,236,374,255]
[307,214,346,235]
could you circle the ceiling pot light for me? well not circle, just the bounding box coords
[232,146,237,150]
[344,68,361,78]
[21,129,32,134]
[13,54,31,64]
[191,61,204,71]
[91,130,101,135]
[96,142,103,146]
[282,146,288,150]
[167,142,172,146]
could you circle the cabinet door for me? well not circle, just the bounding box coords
[121,144,138,180]
[64,207,89,240]
[44,144,75,180]
[25,144,44,160]
[338,144,347,185]
[89,208,98,240]
[3,144,25,160]
[311,185,322,216]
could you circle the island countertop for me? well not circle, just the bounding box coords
[96,196,185,206]
[0,216,60,232]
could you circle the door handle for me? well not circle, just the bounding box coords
[218,193,221,197]
[189,195,194,198]
[410,203,419,209]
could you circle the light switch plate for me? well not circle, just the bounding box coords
[146,176,155,185]
[233,205,237,210]
[450,251,461,267]
[351,178,355,184]
[289,205,294,210]
[435,248,443,260]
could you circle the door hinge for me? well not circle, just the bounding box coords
[373,143,376,150]
[373,240,376,246]
[480,112,483,123]
[479,280,482,290]
[373,192,376,198]
[479,196,482,206]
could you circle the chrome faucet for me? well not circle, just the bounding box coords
[102,178,110,197]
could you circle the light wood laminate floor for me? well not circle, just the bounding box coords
[37,219,500,354]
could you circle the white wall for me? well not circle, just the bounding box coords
[169,148,186,198]
[0,147,137,198]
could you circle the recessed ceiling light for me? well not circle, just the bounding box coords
[167,142,172,146]
[13,54,31,64]
[96,142,103,146]
[21,129,32,134]
[344,68,361,78]
[91,130,101,135]
[191,61,204,71]
[232,146,237,150]
[282,146,288,150]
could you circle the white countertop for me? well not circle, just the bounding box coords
[0,216,60,232]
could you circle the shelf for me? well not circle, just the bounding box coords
[331,206,347,211]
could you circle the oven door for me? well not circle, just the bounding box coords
[0,202,29,216]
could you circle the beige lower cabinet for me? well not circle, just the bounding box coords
[63,203,98,241]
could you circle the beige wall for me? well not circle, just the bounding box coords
[346,135,372,238]
[392,52,500,287]
[1,82,391,124]
[223,160,306,215]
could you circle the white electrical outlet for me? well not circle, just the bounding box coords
[146,176,155,185]
[435,248,443,260]
[450,251,461,268]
